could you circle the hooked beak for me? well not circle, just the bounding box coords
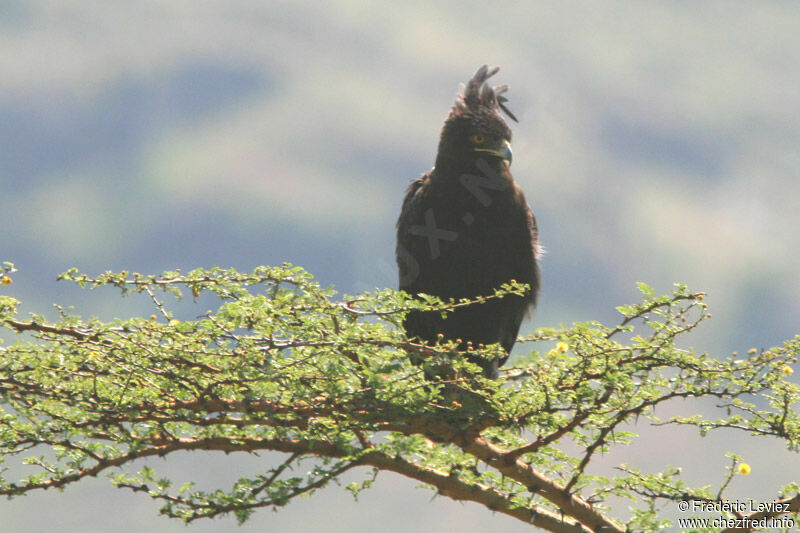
[474,139,512,165]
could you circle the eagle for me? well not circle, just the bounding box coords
[396,65,540,379]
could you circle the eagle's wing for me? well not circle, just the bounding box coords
[396,174,427,294]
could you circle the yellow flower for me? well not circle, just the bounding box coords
[548,342,570,357]
[783,365,794,375]
[737,463,751,475]
[0,276,11,286]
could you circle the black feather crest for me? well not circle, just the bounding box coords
[454,65,518,123]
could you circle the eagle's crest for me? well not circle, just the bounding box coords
[453,65,518,123]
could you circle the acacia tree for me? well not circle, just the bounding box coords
[0,261,799,532]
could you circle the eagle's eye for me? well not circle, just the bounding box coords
[470,134,486,144]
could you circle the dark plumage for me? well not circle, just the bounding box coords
[396,65,540,379]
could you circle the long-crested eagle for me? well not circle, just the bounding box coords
[396,65,541,378]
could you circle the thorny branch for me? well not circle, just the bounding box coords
[1,267,799,532]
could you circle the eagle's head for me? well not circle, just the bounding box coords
[436,65,517,168]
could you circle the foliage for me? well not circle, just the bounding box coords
[1,262,799,532]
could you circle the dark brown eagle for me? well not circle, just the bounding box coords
[396,65,540,378]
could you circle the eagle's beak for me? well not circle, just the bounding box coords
[498,139,512,164]
[475,139,513,164]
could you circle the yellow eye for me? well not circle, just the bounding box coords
[471,134,486,144]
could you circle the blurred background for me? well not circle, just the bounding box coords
[1,1,799,531]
